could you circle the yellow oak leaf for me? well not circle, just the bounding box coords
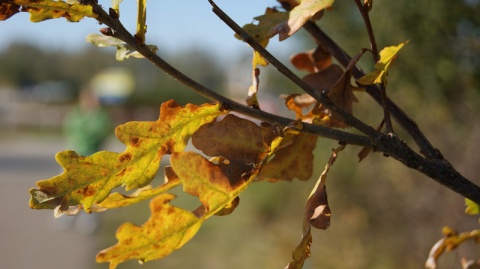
[29,100,227,214]
[98,147,273,268]
[9,0,97,22]
[171,152,251,215]
[96,193,202,269]
[357,41,408,86]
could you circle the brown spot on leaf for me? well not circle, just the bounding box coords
[117,168,127,177]
[130,137,140,147]
[82,186,96,197]
[119,153,132,163]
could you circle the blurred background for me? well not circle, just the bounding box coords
[1,0,480,269]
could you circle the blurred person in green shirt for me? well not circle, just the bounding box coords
[63,87,112,156]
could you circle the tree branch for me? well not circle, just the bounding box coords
[85,0,372,148]
[207,0,480,204]
[302,22,444,160]
[208,0,378,139]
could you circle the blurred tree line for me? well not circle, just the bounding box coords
[0,43,225,106]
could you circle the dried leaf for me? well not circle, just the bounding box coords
[306,145,344,229]
[275,0,334,41]
[171,152,250,215]
[327,65,358,127]
[258,131,318,181]
[285,145,344,269]
[192,114,277,166]
[240,0,333,44]
[0,2,20,21]
[247,68,261,108]
[290,45,332,73]
[302,64,343,93]
[284,220,312,269]
[240,8,288,44]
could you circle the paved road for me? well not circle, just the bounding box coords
[0,134,123,269]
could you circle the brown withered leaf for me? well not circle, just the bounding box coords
[305,145,344,229]
[302,64,343,93]
[285,145,344,269]
[327,66,358,127]
[0,2,20,21]
[192,114,277,165]
[290,45,332,73]
[258,131,318,181]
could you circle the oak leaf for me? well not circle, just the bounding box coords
[290,45,332,73]
[273,0,334,41]
[96,193,203,269]
[171,152,251,216]
[357,41,408,86]
[192,114,278,168]
[240,0,333,44]
[258,131,318,181]
[94,113,283,268]
[3,0,97,22]
[285,145,343,269]
[29,101,226,214]
[0,2,20,20]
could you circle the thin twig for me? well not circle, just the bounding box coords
[353,0,394,133]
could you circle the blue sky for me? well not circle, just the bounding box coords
[0,0,287,56]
